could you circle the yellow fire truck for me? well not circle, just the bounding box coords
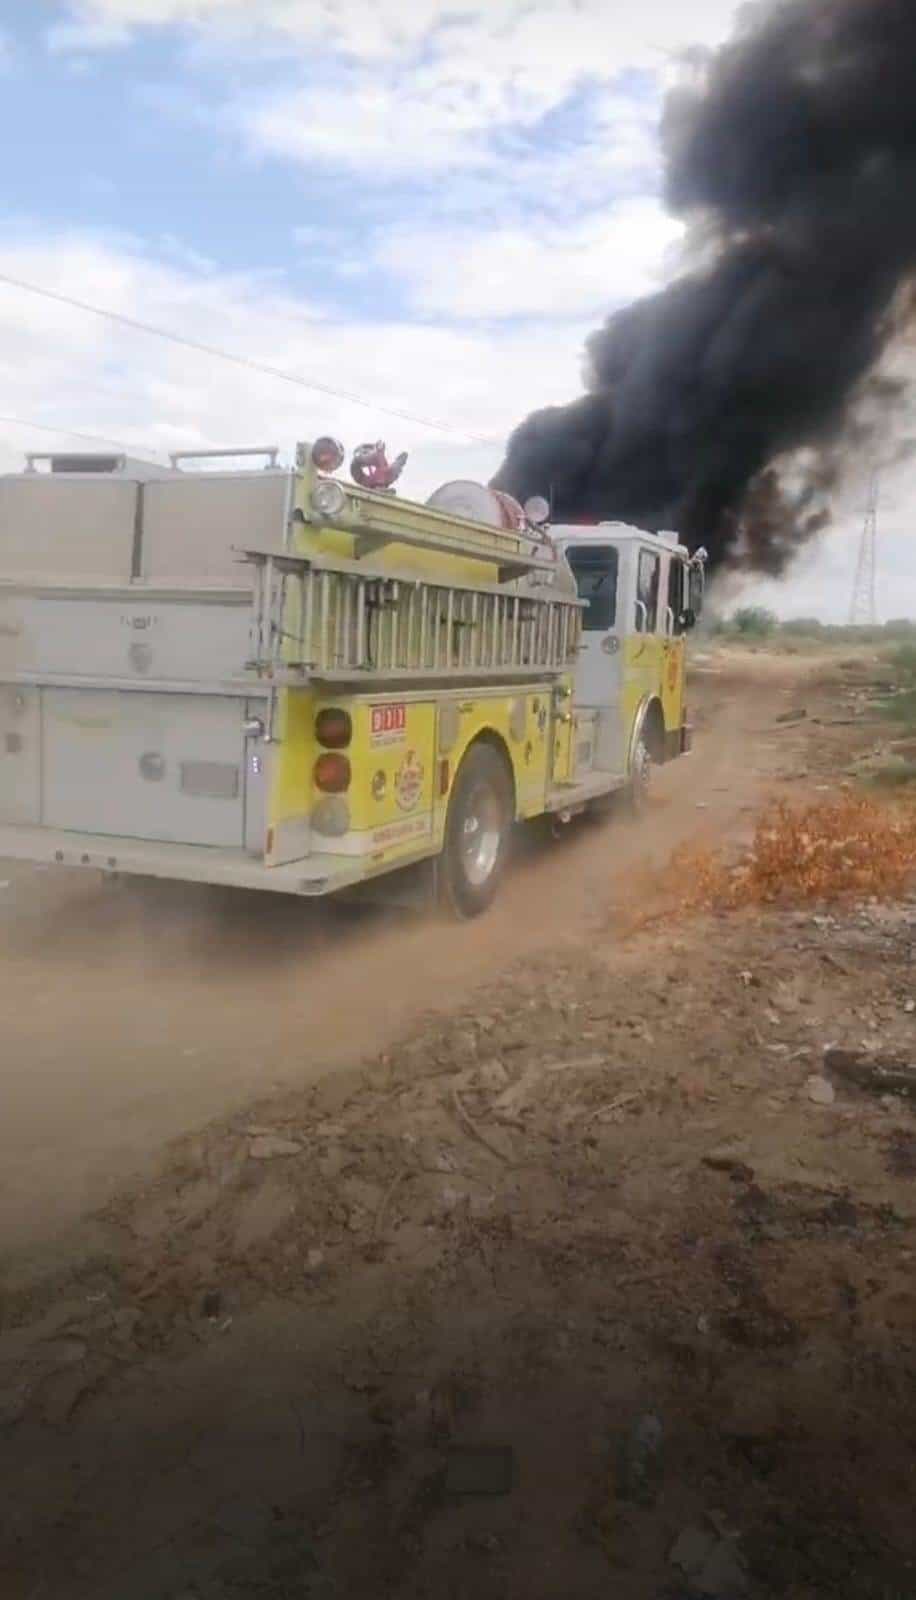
[0,438,704,915]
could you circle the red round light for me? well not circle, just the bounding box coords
[311,436,345,473]
[314,752,351,793]
[315,708,352,749]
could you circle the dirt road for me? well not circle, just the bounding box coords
[1,649,807,1261]
[4,646,916,1600]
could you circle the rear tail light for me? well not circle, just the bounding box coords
[315,708,352,749]
[314,752,351,793]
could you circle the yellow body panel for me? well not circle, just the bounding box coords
[661,634,687,736]
[621,631,686,768]
[621,633,663,755]
[351,698,436,856]
[431,689,555,832]
[552,707,575,784]
[265,683,559,878]
[265,641,687,879]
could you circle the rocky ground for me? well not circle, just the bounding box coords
[3,647,916,1599]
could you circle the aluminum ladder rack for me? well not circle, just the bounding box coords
[242,549,582,684]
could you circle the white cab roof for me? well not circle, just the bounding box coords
[550,522,687,555]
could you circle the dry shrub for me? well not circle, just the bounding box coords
[676,795,916,913]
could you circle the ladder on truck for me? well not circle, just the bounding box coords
[241,549,582,684]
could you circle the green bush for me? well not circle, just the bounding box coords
[732,606,777,637]
[887,645,916,687]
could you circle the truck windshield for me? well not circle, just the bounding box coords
[565,544,618,631]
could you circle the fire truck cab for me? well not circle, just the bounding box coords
[555,524,703,789]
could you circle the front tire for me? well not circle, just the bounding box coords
[439,744,513,917]
[627,727,653,817]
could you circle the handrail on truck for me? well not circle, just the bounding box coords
[168,447,281,469]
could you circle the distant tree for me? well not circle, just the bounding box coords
[732,606,777,637]
[883,618,916,637]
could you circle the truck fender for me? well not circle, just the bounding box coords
[453,728,518,819]
[627,696,665,774]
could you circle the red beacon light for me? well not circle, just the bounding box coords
[350,441,408,493]
[311,437,345,473]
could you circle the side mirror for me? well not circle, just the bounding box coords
[688,564,705,618]
[680,607,697,631]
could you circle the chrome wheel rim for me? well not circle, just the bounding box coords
[632,736,651,807]
[461,782,502,887]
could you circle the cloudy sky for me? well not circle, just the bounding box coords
[0,0,911,619]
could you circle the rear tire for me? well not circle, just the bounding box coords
[438,744,513,918]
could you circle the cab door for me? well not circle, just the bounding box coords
[661,554,688,743]
[562,540,625,775]
[625,545,664,734]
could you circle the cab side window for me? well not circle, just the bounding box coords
[566,544,619,632]
[636,549,660,633]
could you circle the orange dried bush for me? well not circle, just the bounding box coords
[675,794,916,913]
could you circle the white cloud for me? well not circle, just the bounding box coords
[246,77,489,178]
[232,3,743,179]
[50,1,446,56]
[52,2,745,64]
[0,229,593,489]
[50,3,744,183]
[375,198,684,320]
[244,73,668,195]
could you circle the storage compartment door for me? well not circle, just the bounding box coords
[0,685,40,823]
[42,689,245,847]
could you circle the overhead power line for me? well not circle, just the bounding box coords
[0,270,493,445]
[0,413,151,455]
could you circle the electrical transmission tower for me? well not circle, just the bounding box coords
[849,470,879,626]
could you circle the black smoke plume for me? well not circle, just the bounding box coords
[492,0,916,572]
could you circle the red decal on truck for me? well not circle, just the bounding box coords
[370,704,407,744]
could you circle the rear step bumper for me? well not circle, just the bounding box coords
[0,823,368,897]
